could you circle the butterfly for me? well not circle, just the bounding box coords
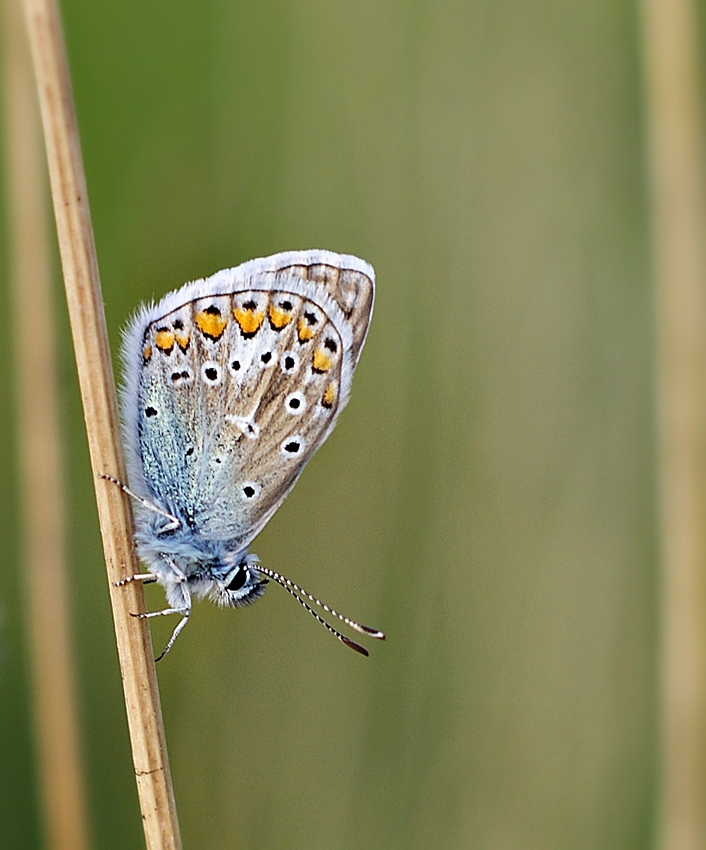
[103,250,384,659]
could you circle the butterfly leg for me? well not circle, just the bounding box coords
[114,573,158,587]
[99,474,181,532]
[133,568,192,661]
[131,606,191,662]
[156,610,191,662]
[133,607,189,618]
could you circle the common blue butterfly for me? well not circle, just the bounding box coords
[103,251,384,659]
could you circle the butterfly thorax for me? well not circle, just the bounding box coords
[134,516,266,608]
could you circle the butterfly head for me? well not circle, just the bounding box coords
[210,553,268,608]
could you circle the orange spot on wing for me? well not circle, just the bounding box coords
[195,310,227,340]
[154,330,175,352]
[234,307,264,335]
[312,349,332,373]
[322,383,336,408]
[298,318,315,342]
[175,332,190,350]
[269,304,292,329]
[142,344,152,361]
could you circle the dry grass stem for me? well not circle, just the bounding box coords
[641,0,706,846]
[3,0,89,847]
[20,0,182,846]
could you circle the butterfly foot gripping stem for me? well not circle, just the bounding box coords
[128,608,191,661]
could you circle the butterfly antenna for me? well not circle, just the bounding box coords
[255,566,385,655]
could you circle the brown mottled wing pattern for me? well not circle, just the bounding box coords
[261,258,374,364]
[132,255,373,553]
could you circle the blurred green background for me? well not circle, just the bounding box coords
[1,0,660,847]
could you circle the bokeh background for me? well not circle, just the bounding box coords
[1,0,665,847]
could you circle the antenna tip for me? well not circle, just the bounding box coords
[342,636,370,656]
[350,623,386,640]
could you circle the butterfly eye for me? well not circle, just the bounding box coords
[226,567,248,592]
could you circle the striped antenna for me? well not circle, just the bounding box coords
[255,565,385,656]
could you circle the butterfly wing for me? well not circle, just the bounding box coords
[121,251,374,554]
